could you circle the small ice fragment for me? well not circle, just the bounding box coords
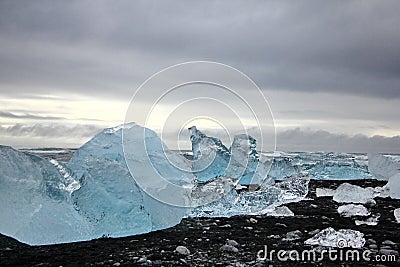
[316,188,335,197]
[355,214,380,226]
[304,227,365,248]
[333,183,376,204]
[337,204,370,217]
[394,208,400,223]
[264,206,294,217]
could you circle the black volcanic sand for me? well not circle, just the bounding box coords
[1,180,399,267]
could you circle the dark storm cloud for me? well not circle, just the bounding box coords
[0,0,399,99]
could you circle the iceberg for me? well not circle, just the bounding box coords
[0,146,92,245]
[188,126,272,185]
[0,123,194,245]
[337,204,370,217]
[333,183,376,204]
[188,126,230,183]
[293,152,371,180]
[368,153,400,181]
[304,227,365,248]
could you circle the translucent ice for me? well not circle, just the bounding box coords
[0,123,194,245]
[368,153,400,181]
[316,188,335,197]
[337,204,370,217]
[333,183,376,204]
[379,173,400,199]
[304,227,365,248]
[355,214,380,226]
[189,174,309,217]
[264,206,294,217]
[68,123,193,232]
[0,146,91,245]
[188,126,270,185]
[188,126,230,183]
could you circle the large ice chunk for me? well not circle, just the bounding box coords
[188,126,272,185]
[368,153,400,181]
[69,123,193,231]
[304,227,365,248]
[188,126,230,183]
[333,183,376,204]
[0,146,92,245]
[0,123,194,245]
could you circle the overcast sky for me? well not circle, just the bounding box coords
[0,0,399,153]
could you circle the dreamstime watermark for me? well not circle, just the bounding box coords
[256,245,397,263]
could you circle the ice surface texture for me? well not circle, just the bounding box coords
[305,227,365,248]
[368,153,400,181]
[189,174,309,217]
[188,126,270,185]
[0,146,91,245]
[0,124,193,245]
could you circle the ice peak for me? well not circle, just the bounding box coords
[104,122,138,134]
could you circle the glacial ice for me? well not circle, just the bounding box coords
[368,153,400,181]
[337,204,370,217]
[293,152,371,180]
[188,126,271,185]
[189,174,309,217]
[333,183,376,204]
[304,227,365,248]
[379,173,400,199]
[355,214,380,226]
[0,146,91,245]
[264,206,294,217]
[0,123,194,245]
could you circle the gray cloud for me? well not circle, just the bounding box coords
[0,111,66,120]
[0,123,102,138]
[277,128,400,153]
[0,0,399,99]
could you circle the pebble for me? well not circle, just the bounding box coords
[249,218,258,224]
[175,245,190,256]
[220,224,231,228]
[366,238,376,245]
[275,223,287,228]
[382,240,396,246]
[285,230,303,240]
[220,244,239,253]
[379,248,399,256]
[113,263,120,266]
[368,244,378,249]
[226,239,239,247]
